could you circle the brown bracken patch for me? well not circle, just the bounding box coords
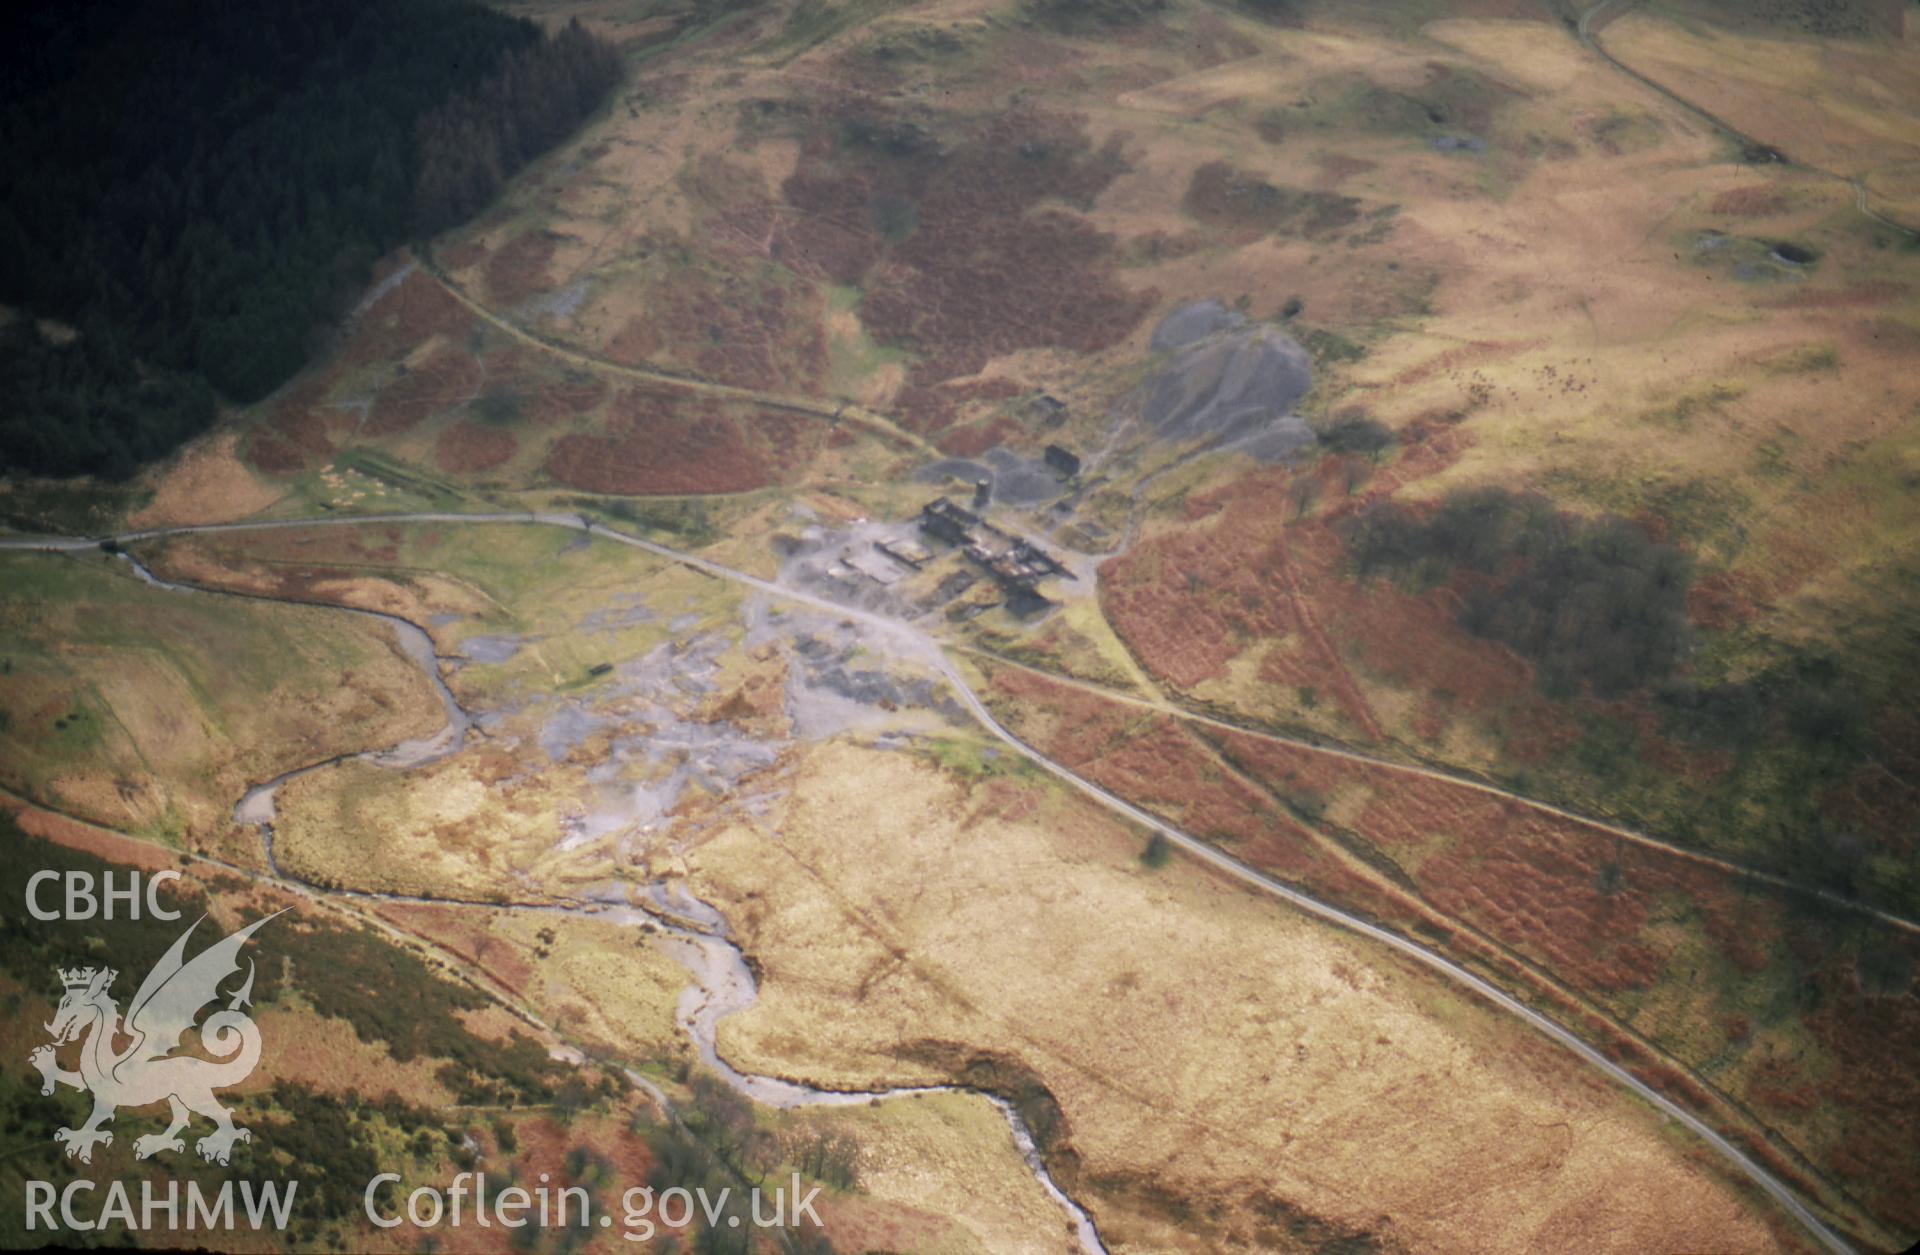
[774,102,1153,439]
[484,229,561,306]
[434,418,519,474]
[1183,160,1364,242]
[543,386,807,495]
[366,350,482,436]
[1709,185,1790,217]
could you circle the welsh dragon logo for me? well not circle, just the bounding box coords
[30,911,283,1166]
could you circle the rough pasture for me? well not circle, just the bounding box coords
[434,418,519,473]
[483,228,561,306]
[246,267,482,474]
[985,665,1408,918]
[250,374,352,473]
[980,659,1900,1234]
[346,268,479,367]
[1182,160,1363,241]
[603,260,828,393]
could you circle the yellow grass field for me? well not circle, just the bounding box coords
[685,740,1803,1251]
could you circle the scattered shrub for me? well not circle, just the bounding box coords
[1184,161,1361,239]
[1317,414,1393,456]
[1343,488,1691,697]
[473,387,525,426]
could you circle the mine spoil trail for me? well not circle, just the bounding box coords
[2,513,1867,1250]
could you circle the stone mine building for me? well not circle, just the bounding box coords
[917,497,1071,599]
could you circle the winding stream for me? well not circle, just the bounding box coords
[0,514,1854,1254]
[108,547,1108,1254]
[657,919,1103,1252]
[116,552,472,867]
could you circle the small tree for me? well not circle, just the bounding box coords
[1288,472,1321,520]
[1319,414,1394,457]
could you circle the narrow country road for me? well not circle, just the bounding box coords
[12,513,1911,937]
[959,646,1920,939]
[0,511,1860,1253]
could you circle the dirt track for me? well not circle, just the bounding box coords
[0,512,1868,1253]
[960,645,1920,939]
[411,247,942,458]
[1570,0,1919,237]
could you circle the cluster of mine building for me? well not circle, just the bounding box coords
[913,497,1071,595]
[812,440,1081,616]
[854,442,1078,616]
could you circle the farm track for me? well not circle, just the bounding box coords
[959,645,1920,939]
[1570,0,1920,238]
[410,247,942,459]
[0,512,1872,1252]
[961,647,1901,1245]
[0,563,1108,1254]
[29,511,1907,937]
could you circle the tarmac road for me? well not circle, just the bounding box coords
[0,508,1860,1251]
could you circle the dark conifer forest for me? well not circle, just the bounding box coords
[0,0,622,480]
